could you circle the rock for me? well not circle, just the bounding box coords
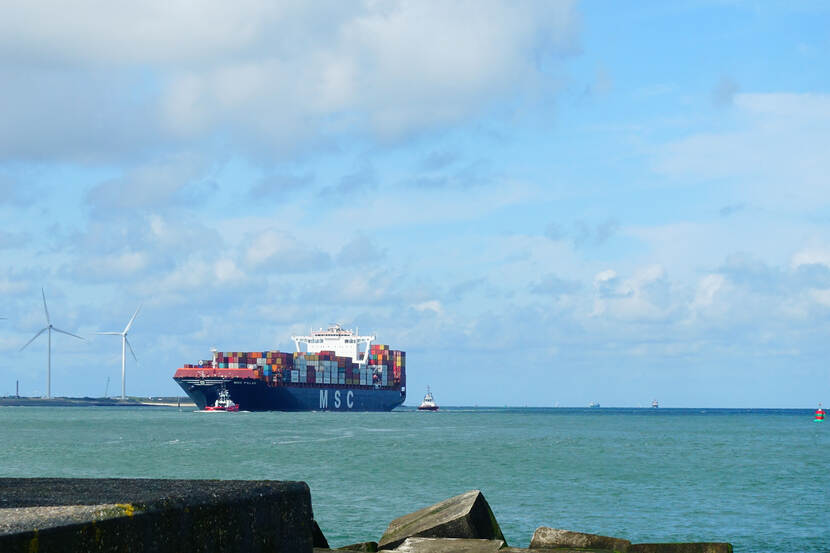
[0,477,313,553]
[530,527,631,552]
[628,544,732,553]
[378,490,505,550]
[313,519,330,548]
[382,537,505,553]
[338,542,379,551]
[502,548,617,553]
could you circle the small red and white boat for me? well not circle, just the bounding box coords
[205,388,239,412]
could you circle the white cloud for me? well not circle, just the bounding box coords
[0,2,285,65]
[590,265,678,322]
[412,300,443,314]
[85,154,215,210]
[213,259,247,285]
[0,1,579,161]
[85,251,148,277]
[653,92,830,210]
[808,288,830,308]
[244,228,331,271]
[692,273,725,310]
[0,277,29,296]
[791,246,830,269]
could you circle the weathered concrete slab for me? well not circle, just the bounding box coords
[382,537,504,553]
[0,504,135,534]
[377,490,505,550]
[629,544,732,553]
[531,527,630,552]
[313,519,330,548]
[337,541,379,551]
[0,477,313,553]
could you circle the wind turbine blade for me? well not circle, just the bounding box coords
[96,331,122,335]
[124,304,142,333]
[41,288,51,325]
[20,327,48,351]
[126,338,138,362]
[52,327,86,341]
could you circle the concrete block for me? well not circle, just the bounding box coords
[378,490,505,550]
[629,544,732,553]
[313,519,330,548]
[530,527,630,552]
[0,477,313,553]
[382,537,505,553]
[337,541,379,551]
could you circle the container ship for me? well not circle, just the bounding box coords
[173,325,406,411]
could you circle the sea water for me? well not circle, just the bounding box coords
[0,407,826,552]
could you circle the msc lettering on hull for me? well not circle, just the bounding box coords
[319,389,354,409]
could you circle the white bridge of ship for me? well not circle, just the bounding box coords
[291,324,375,364]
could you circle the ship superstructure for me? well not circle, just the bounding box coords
[292,324,375,364]
[174,325,406,412]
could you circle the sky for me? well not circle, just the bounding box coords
[1,1,829,407]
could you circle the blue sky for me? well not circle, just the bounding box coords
[1,1,828,407]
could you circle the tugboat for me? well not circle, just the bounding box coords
[204,387,240,412]
[651,399,659,408]
[418,386,439,411]
[815,403,825,423]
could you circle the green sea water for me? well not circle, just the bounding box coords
[0,406,826,552]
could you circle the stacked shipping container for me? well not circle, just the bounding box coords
[367,344,405,387]
[180,345,405,389]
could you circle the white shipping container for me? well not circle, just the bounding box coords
[291,370,299,383]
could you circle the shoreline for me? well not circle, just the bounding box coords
[0,396,195,408]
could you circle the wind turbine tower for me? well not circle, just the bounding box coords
[97,305,141,400]
[20,289,85,399]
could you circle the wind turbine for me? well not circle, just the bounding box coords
[97,305,140,401]
[20,289,85,399]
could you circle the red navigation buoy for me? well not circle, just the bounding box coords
[815,403,825,423]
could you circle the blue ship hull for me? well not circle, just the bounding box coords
[175,377,406,412]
